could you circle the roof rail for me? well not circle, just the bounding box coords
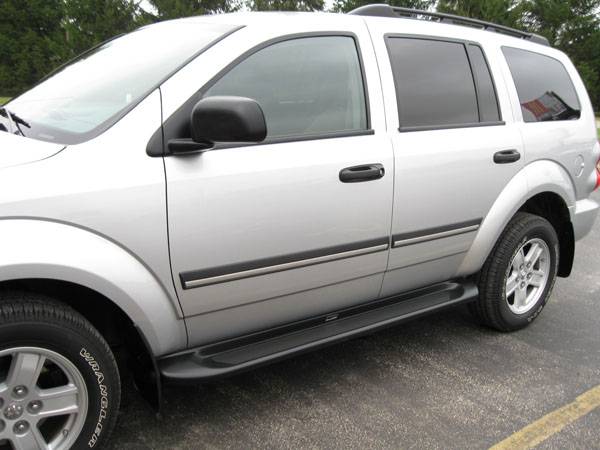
[348,3,550,47]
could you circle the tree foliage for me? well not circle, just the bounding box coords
[0,0,66,96]
[437,0,524,27]
[63,0,142,56]
[247,0,324,11]
[333,0,434,13]
[0,0,599,110]
[146,0,241,20]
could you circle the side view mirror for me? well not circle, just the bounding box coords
[168,96,267,155]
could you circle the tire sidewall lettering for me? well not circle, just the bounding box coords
[80,348,109,448]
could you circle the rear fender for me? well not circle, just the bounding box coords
[456,160,576,277]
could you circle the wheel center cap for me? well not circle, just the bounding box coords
[4,403,24,420]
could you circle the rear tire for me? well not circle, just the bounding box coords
[470,212,559,331]
[0,293,120,449]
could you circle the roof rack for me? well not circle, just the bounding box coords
[348,4,550,47]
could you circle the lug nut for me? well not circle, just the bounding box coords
[27,400,43,414]
[13,385,28,398]
[520,282,526,289]
[13,420,29,435]
[527,273,532,279]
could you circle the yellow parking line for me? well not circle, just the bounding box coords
[490,384,600,450]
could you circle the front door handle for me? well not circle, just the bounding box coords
[494,149,521,164]
[339,164,385,183]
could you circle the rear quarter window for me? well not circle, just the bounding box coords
[502,47,581,122]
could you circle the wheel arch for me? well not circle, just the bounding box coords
[0,218,187,357]
[457,160,576,277]
[0,278,163,410]
[518,192,574,277]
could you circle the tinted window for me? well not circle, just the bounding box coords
[204,36,367,138]
[502,47,580,122]
[467,44,500,122]
[386,37,479,129]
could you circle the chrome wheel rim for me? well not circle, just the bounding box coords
[506,238,551,315]
[0,347,88,450]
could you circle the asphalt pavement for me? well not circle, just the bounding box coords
[108,190,600,450]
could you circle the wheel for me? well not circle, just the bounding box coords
[471,212,559,331]
[0,294,120,449]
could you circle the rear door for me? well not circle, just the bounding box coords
[367,20,525,296]
[162,24,394,347]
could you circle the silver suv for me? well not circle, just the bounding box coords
[0,5,598,449]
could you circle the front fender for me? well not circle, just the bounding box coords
[456,160,576,277]
[0,219,186,356]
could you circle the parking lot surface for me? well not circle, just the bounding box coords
[109,191,600,449]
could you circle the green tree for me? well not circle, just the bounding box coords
[332,0,435,13]
[519,0,600,110]
[247,0,323,11]
[520,0,599,44]
[147,0,241,20]
[0,0,67,96]
[437,0,524,27]
[63,0,142,56]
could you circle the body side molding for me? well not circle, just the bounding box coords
[180,237,390,289]
[392,219,482,248]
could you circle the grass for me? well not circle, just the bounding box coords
[0,97,10,105]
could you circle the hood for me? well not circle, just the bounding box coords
[0,132,65,169]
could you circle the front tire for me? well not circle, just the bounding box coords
[0,294,120,449]
[471,212,559,331]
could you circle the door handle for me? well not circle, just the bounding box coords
[339,164,385,183]
[494,149,521,164]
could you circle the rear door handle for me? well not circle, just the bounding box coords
[494,149,521,164]
[339,164,385,183]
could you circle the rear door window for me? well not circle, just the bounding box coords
[502,47,580,122]
[385,37,501,130]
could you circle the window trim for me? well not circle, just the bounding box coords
[384,33,505,133]
[501,45,581,124]
[466,43,502,123]
[151,32,373,157]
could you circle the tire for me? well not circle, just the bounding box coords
[470,212,559,331]
[0,293,120,449]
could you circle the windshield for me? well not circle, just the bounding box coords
[2,21,238,145]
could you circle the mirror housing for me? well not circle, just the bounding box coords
[192,96,267,144]
[168,96,267,155]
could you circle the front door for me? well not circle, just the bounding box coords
[164,30,394,346]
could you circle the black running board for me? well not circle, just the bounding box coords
[159,281,477,382]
